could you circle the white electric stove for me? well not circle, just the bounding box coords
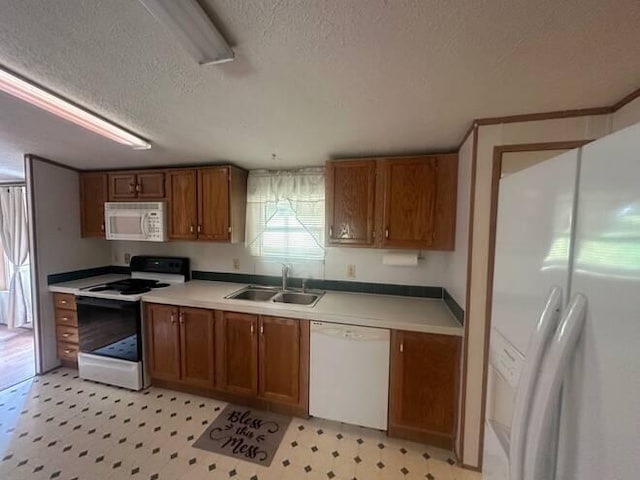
[75,256,189,390]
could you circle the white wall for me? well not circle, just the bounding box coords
[461,114,612,468]
[110,240,452,287]
[27,157,111,372]
[446,130,474,308]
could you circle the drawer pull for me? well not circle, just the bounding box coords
[64,349,72,354]
[62,333,70,338]
[61,317,69,321]
[60,300,68,304]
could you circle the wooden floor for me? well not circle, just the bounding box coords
[0,324,35,392]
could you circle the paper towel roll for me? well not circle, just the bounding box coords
[382,252,419,266]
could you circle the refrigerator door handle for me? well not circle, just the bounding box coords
[509,286,564,480]
[523,293,587,480]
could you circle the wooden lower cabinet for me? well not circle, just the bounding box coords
[259,316,301,405]
[145,305,309,415]
[219,311,258,396]
[388,330,461,449]
[53,293,79,368]
[145,304,215,386]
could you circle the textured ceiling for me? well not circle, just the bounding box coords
[1,0,640,180]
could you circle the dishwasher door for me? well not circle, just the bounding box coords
[310,321,390,430]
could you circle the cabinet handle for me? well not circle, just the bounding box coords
[385,228,389,239]
[179,312,184,324]
[250,322,255,335]
[372,230,376,239]
[61,317,69,321]
[197,225,202,233]
[136,183,142,193]
[170,312,177,324]
[399,342,404,353]
[100,223,105,231]
[63,349,72,354]
[260,324,264,335]
[60,300,68,305]
[329,226,333,238]
[129,183,134,193]
[189,225,194,233]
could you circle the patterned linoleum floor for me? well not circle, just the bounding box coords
[0,369,482,480]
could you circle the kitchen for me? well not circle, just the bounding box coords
[1,1,640,480]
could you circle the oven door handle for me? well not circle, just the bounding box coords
[76,296,139,310]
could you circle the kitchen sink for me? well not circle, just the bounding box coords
[225,286,324,307]
[272,291,324,306]
[225,286,279,302]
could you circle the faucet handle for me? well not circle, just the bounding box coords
[301,278,308,292]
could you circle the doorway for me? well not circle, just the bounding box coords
[0,185,35,392]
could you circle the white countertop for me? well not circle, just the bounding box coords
[48,277,463,336]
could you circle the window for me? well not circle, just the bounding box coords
[246,169,325,260]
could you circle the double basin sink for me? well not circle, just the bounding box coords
[225,285,325,307]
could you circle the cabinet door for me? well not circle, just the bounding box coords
[167,169,198,240]
[198,167,230,241]
[326,160,376,245]
[145,303,181,381]
[380,157,438,248]
[258,316,300,405]
[220,312,258,396]
[179,307,215,388]
[389,330,460,449]
[108,173,137,200]
[137,171,165,199]
[79,172,108,237]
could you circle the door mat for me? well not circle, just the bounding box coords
[193,404,291,466]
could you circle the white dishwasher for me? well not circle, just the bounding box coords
[309,321,390,430]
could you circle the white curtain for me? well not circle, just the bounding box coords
[245,168,325,258]
[0,187,31,329]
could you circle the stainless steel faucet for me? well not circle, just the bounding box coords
[281,264,290,291]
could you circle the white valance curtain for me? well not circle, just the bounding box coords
[0,187,31,329]
[245,168,325,259]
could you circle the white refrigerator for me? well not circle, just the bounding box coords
[483,121,640,480]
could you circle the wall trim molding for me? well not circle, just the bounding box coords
[457,84,640,149]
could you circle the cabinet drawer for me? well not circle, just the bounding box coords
[56,325,79,344]
[57,342,79,362]
[53,293,76,311]
[55,309,78,327]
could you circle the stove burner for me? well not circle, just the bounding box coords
[83,278,174,296]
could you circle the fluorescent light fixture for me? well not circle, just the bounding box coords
[0,67,151,149]
[139,0,234,65]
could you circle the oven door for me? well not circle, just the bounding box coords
[76,296,142,362]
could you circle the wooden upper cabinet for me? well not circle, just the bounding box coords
[108,170,165,201]
[326,160,376,246]
[326,154,457,250]
[198,167,230,241]
[137,171,165,199]
[167,169,198,240]
[220,312,258,396]
[165,165,247,243]
[179,307,215,388]
[258,316,300,405]
[79,172,108,237]
[380,157,438,249]
[145,303,181,382]
[388,330,460,449]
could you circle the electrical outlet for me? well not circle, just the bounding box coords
[124,253,131,264]
[232,258,240,270]
[347,264,356,278]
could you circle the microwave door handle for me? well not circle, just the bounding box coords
[140,213,150,238]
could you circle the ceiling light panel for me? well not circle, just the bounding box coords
[138,0,234,65]
[0,67,151,149]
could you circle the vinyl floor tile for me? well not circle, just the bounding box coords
[0,368,480,479]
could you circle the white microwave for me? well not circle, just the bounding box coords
[104,202,167,242]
